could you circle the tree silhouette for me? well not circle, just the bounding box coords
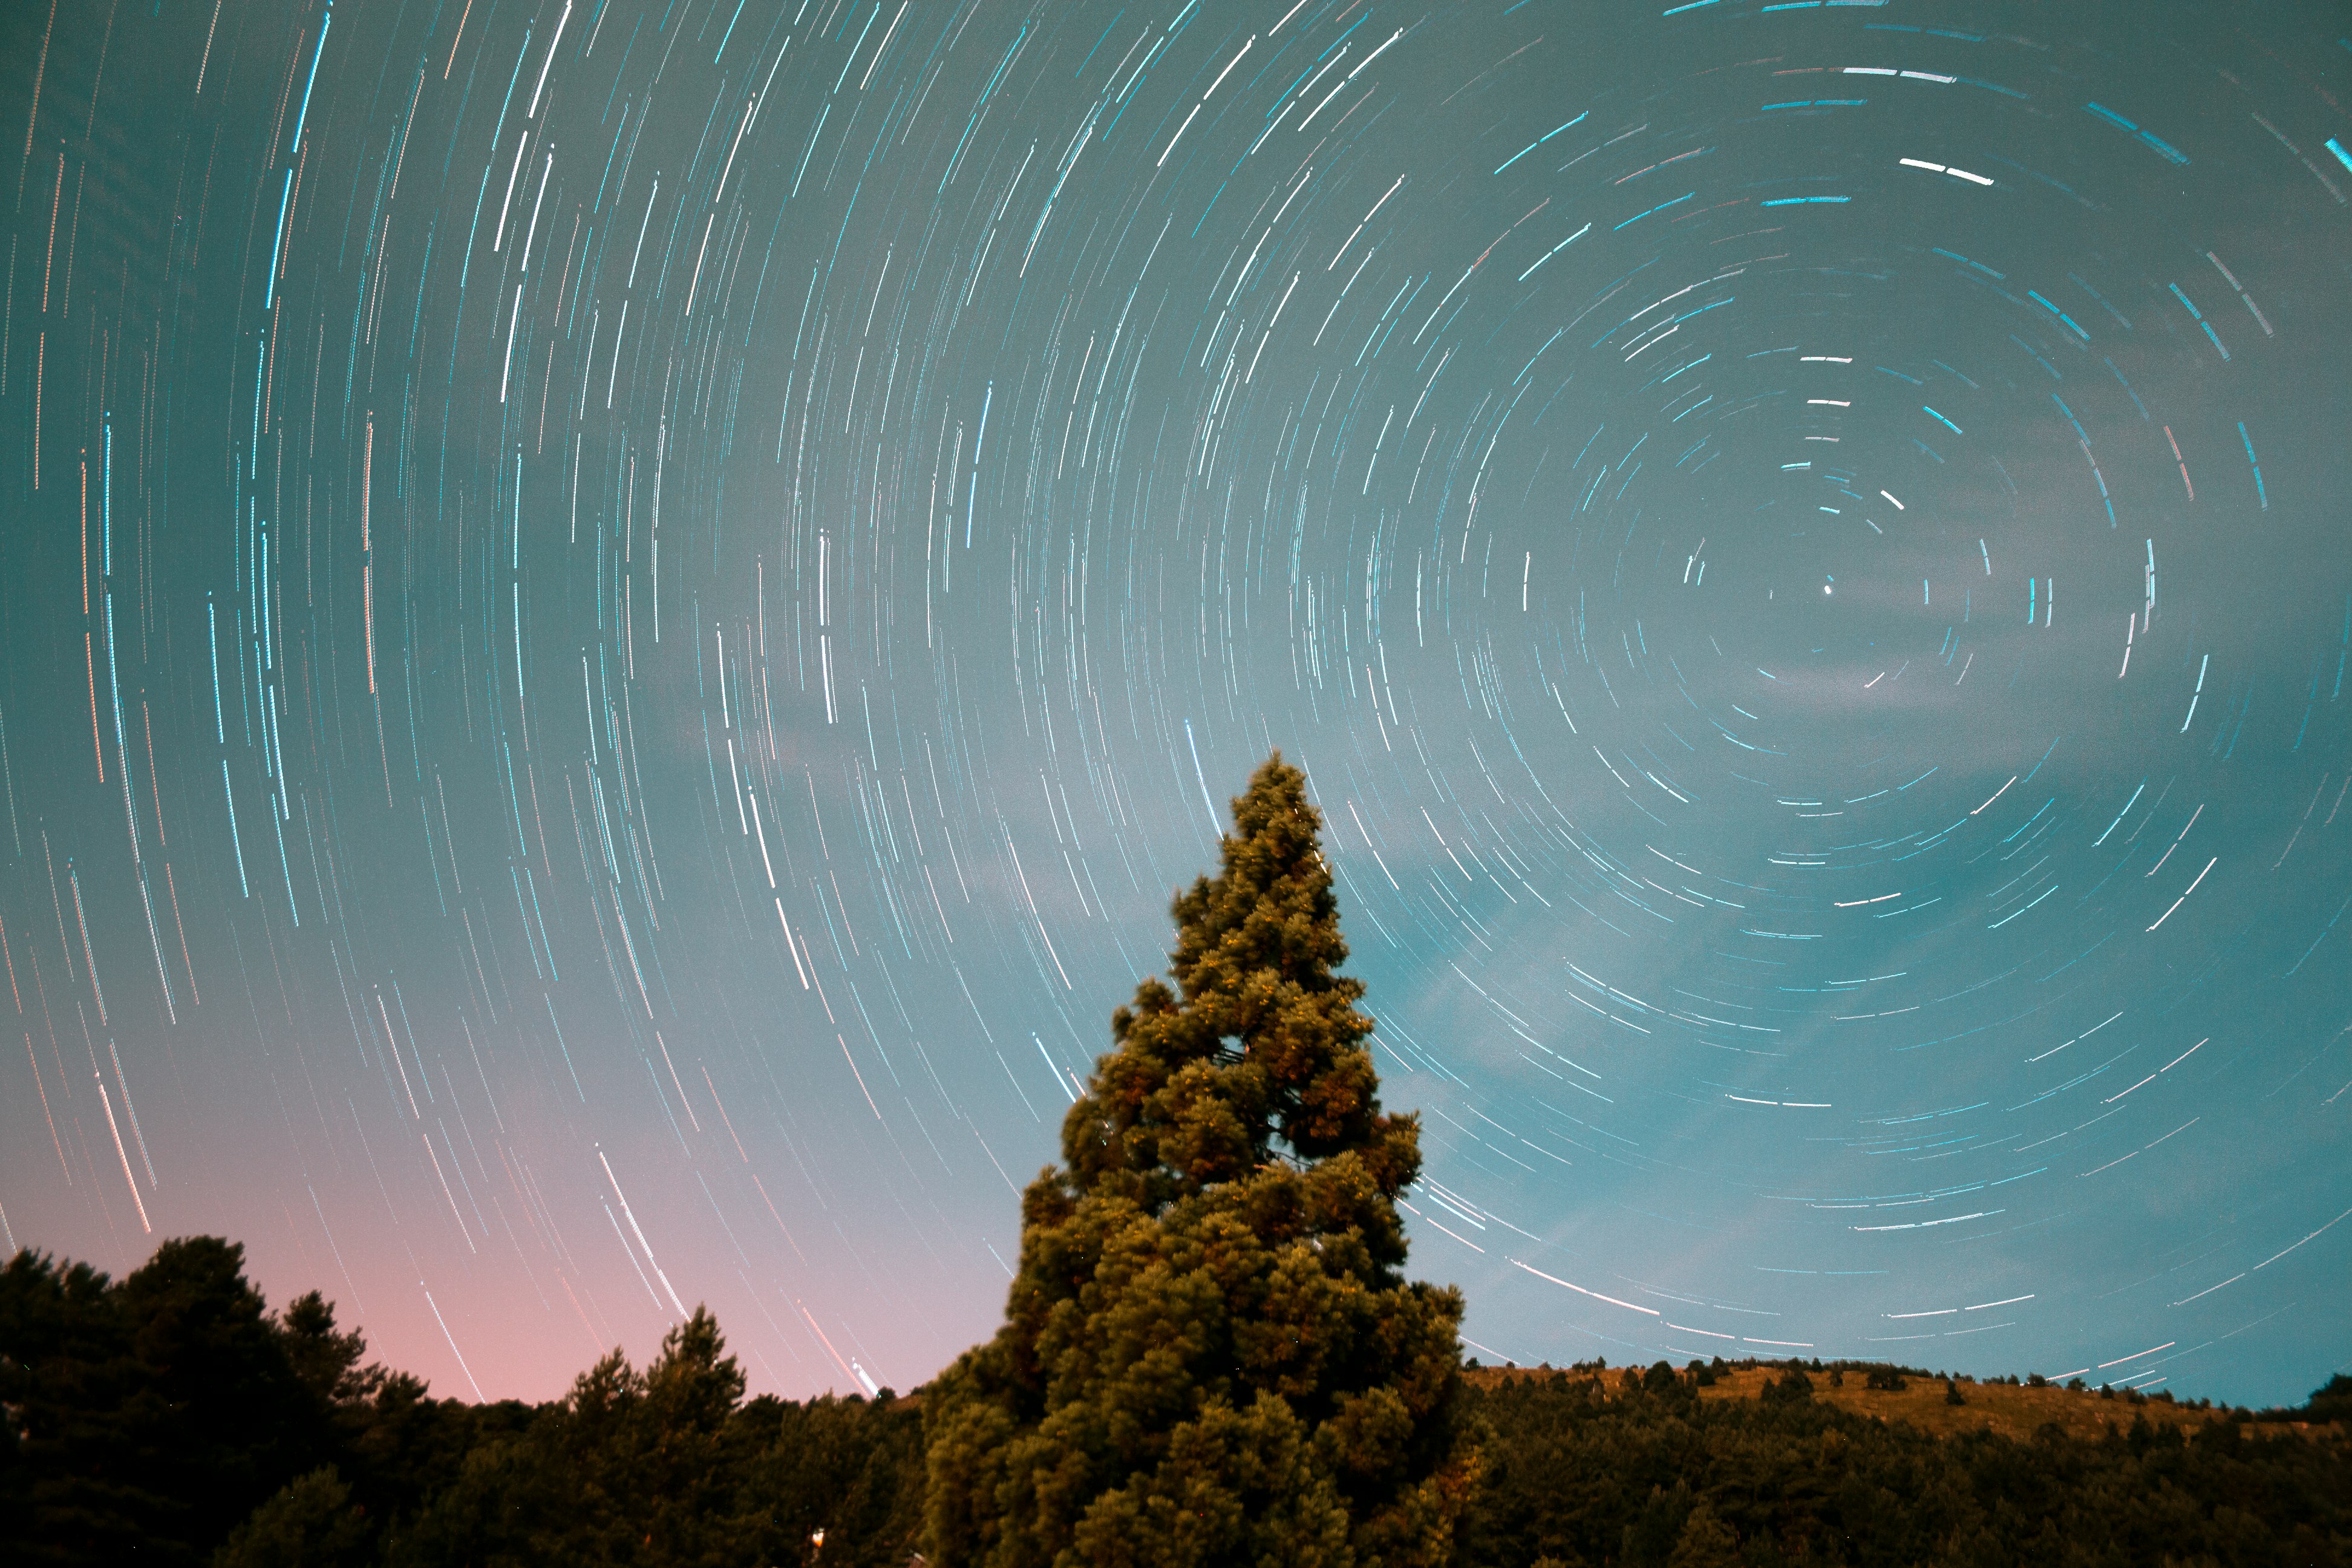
[0,1238,336,1566]
[922,752,1477,1567]
[390,1305,759,1563]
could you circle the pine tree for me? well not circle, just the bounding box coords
[388,1306,756,1564]
[923,753,1477,1567]
[0,1238,337,1566]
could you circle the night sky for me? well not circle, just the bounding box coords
[2,0,2347,1410]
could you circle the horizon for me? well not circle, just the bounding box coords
[0,0,2346,1412]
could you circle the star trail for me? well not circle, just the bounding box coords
[1,0,2347,1406]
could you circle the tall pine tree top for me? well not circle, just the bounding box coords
[924,753,1476,1568]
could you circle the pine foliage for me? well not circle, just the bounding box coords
[7,1233,2351,1566]
[921,753,1478,1567]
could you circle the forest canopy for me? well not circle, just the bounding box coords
[3,1242,2346,1568]
[4,756,2345,1566]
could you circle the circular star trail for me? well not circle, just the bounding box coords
[2,0,2347,1404]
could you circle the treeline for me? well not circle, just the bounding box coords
[1463,1362,2348,1568]
[4,1237,2346,1567]
[0,1239,922,1566]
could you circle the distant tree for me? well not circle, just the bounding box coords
[735,1388,927,1566]
[0,1238,334,1566]
[2304,1374,2352,1425]
[212,1467,370,1568]
[277,1290,379,1408]
[921,752,1477,1567]
[1619,1480,1695,1566]
[1461,1368,2352,1566]
[333,1361,526,1550]
[1664,1499,1739,1568]
[388,1305,756,1564]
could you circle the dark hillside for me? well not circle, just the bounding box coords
[1459,1359,2347,1568]
[6,1241,2345,1567]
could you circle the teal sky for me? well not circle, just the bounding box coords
[0,0,2345,1408]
